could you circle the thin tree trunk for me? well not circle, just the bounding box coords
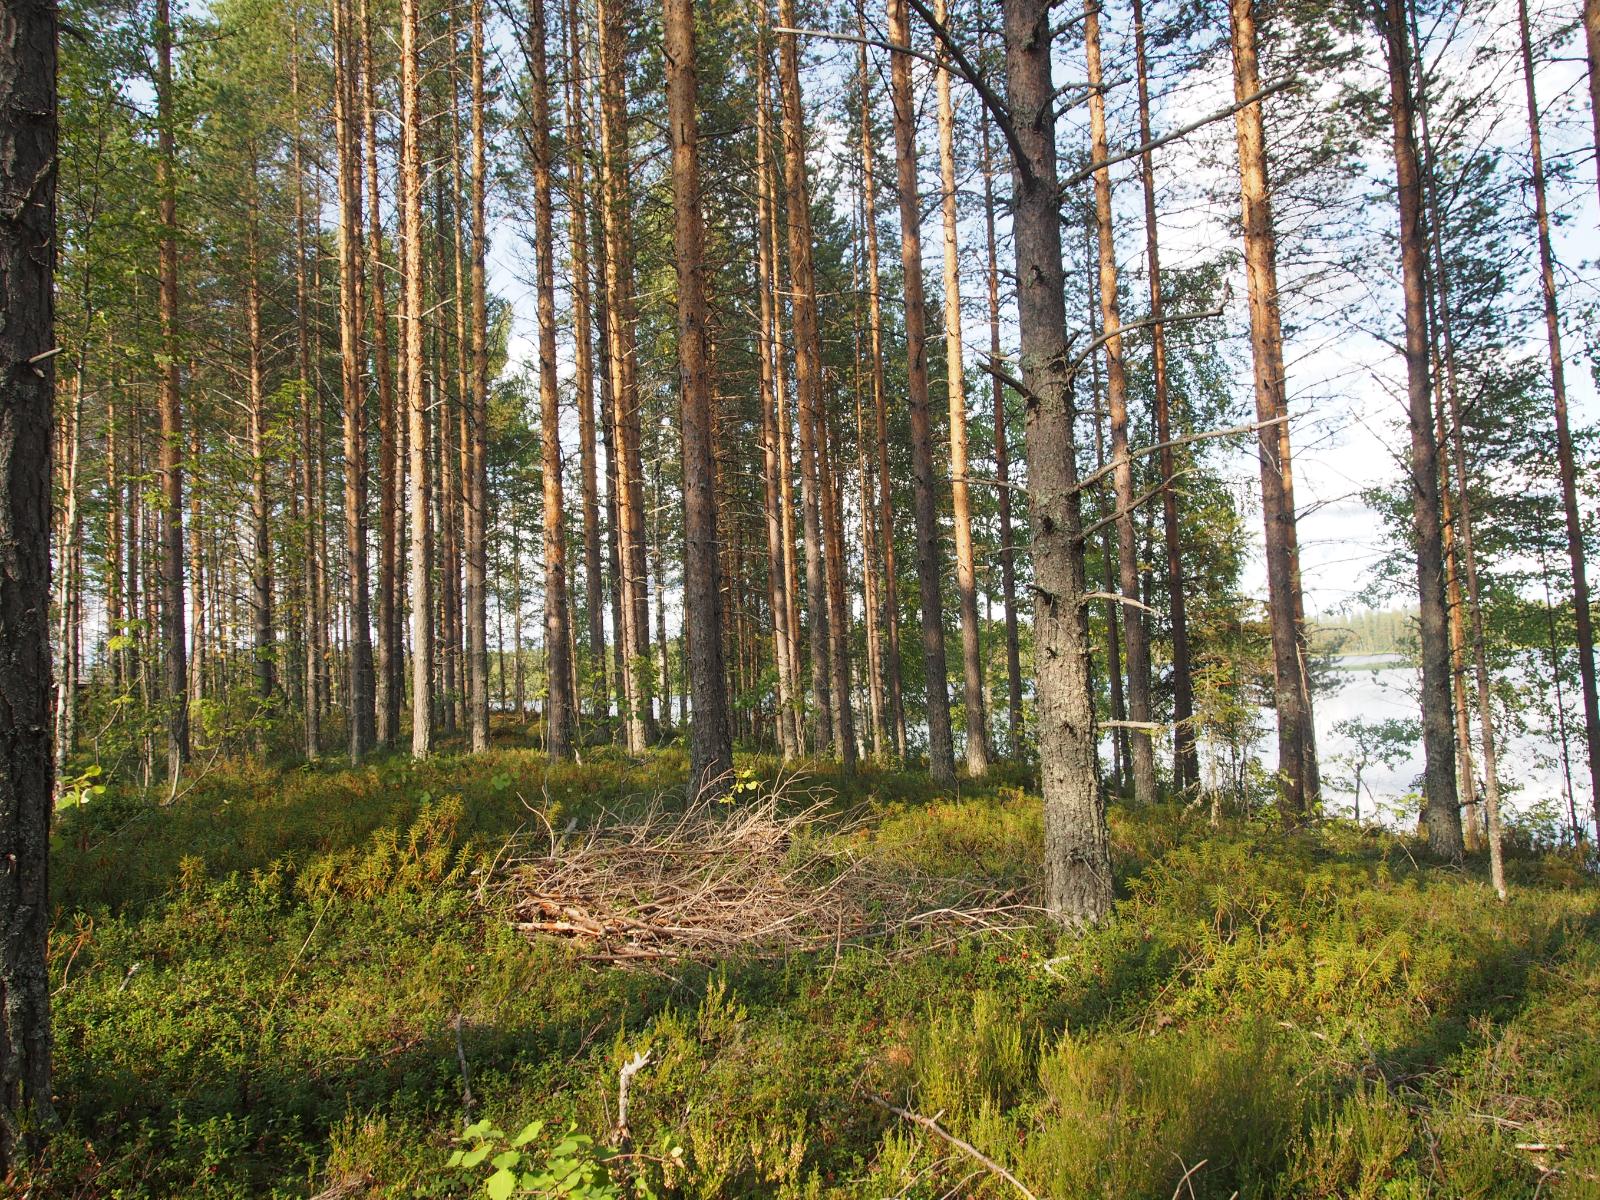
[886,0,955,785]
[1132,0,1196,791]
[1002,0,1112,925]
[856,0,907,757]
[465,0,490,750]
[528,0,575,758]
[598,0,655,750]
[0,0,58,1148]
[1380,0,1461,857]
[1086,0,1155,805]
[246,161,274,704]
[334,0,375,760]
[665,0,736,790]
[978,91,1021,754]
[935,0,989,777]
[291,15,320,759]
[775,6,837,754]
[1230,0,1319,817]
[755,45,800,760]
[567,0,607,723]
[1518,0,1599,845]
[401,0,433,758]
[817,386,857,767]
[155,0,188,783]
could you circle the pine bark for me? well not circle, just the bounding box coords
[529,0,575,758]
[756,48,801,759]
[935,0,989,777]
[1132,0,1196,790]
[597,0,656,749]
[856,2,907,757]
[465,0,491,751]
[0,0,59,1152]
[246,165,273,703]
[665,0,734,791]
[155,0,188,782]
[1517,0,1600,844]
[979,96,1022,754]
[1085,0,1155,804]
[775,4,836,754]
[1380,0,1461,857]
[567,0,608,722]
[1002,0,1112,925]
[1230,0,1319,815]
[401,0,433,758]
[886,0,956,785]
[333,0,375,760]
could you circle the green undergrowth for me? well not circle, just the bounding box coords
[24,732,1600,1198]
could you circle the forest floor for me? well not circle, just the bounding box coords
[28,724,1600,1199]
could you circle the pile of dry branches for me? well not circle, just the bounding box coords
[488,784,1036,966]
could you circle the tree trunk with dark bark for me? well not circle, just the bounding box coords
[1002,0,1112,924]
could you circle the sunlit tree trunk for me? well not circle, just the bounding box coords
[246,161,273,705]
[755,47,801,759]
[776,2,837,754]
[856,1,907,758]
[935,0,989,777]
[401,0,433,758]
[1230,0,1319,816]
[886,0,955,785]
[979,91,1022,754]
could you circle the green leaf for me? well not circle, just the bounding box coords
[460,1142,492,1169]
[485,1166,517,1200]
[512,1119,545,1146]
[447,1150,465,1168]
[491,1150,521,1170]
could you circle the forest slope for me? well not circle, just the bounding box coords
[31,742,1600,1199]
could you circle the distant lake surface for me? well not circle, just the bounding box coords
[1259,655,1582,827]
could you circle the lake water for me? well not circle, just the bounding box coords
[1227,654,1587,833]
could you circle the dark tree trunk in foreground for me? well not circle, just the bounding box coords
[0,0,59,1155]
[1380,0,1461,858]
[887,0,955,785]
[1003,0,1112,924]
[467,0,490,751]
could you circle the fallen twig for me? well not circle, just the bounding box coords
[867,1094,1038,1200]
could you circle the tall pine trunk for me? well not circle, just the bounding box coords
[1518,0,1600,842]
[1086,0,1155,805]
[529,0,575,758]
[1132,0,1196,791]
[886,0,955,785]
[1230,0,1318,816]
[775,2,837,754]
[0,0,58,1149]
[1002,0,1112,924]
[935,0,989,777]
[1380,0,1461,857]
[666,0,734,791]
[156,0,188,783]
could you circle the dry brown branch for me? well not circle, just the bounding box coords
[867,1094,1038,1200]
[490,783,1037,966]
